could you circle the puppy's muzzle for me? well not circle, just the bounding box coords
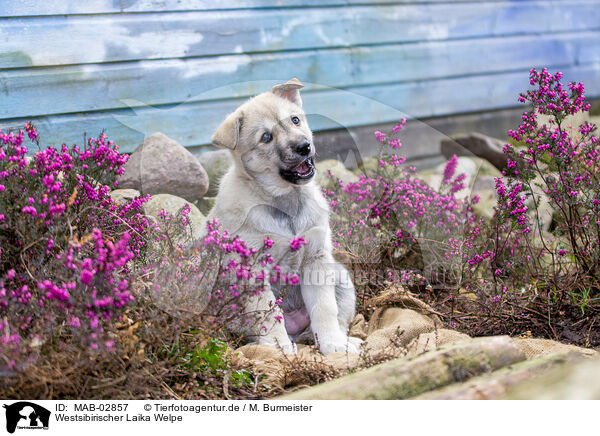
[280,156,315,185]
[295,141,311,157]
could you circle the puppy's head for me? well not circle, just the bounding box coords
[211,78,315,191]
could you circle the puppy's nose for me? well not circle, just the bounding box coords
[295,141,311,156]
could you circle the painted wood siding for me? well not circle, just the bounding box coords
[1,1,599,152]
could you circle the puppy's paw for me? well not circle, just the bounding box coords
[260,339,297,354]
[319,337,362,355]
[347,336,364,354]
[280,342,298,354]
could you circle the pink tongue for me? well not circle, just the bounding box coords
[294,162,309,174]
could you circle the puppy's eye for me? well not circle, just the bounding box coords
[291,116,300,125]
[260,132,273,143]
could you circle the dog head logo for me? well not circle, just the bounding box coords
[3,402,50,433]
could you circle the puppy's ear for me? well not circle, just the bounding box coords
[271,78,304,106]
[212,111,243,150]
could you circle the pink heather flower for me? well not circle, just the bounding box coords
[443,154,458,182]
[274,315,283,323]
[69,317,81,328]
[80,269,94,285]
[289,236,308,251]
[284,273,300,285]
[392,119,406,133]
[558,249,567,256]
[374,131,387,142]
[21,205,37,215]
[264,237,274,249]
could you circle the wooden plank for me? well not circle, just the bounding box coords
[0,0,535,17]
[2,2,600,68]
[2,31,598,119]
[2,64,599,153]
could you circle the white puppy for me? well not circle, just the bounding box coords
[207,78,361,355]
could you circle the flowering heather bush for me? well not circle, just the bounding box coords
[325,69,599,345]
[0,123,300,384]
[147,211,300,338]
[324,120,486,308]
[475,68,600,315]
[0,125,154,369]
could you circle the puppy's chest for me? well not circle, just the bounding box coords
[265,203,311,235]
[264,194,321,236]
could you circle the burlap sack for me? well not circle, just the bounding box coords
[348,314,368,339]
[405,329,471,356]
[365,285,442,323]
[513,337,596,359]
[232,293,596,392]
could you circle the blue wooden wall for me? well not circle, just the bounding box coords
[1,1,599,153]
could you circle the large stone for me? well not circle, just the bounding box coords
[118,132,209,202]
[196,196,216,216]
[470,174,498,219]
[144,194,206,239]
[315,159,359,187]
[434,156,478,195]
[440,132,518,172]
[110,188,141,205]
[529,174,554,231]
[195,149,233,197]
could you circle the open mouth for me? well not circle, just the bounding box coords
[280,157,315,184]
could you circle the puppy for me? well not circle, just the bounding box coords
[206,78,361,355]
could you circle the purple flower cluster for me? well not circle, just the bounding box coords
[323,119,484,299]
[0,124,150,367]
[289,237,308,251]
[149,212,301,331]
[477,68,600,311]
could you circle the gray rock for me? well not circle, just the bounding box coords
[118,132,209,202]
[195,149,233,197]
[144,194,205,240]
[315,159,359,187]
[530,174,554,231]
[417,170,443,191]
[470,175,498,219]
[440,132,519,172]
[352,155,380,177]
[196,196,216,216]
[435,156,478,185]
[110,188,141,205]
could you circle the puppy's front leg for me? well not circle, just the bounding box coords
[247,284,297,354]
[301,256,359,355]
